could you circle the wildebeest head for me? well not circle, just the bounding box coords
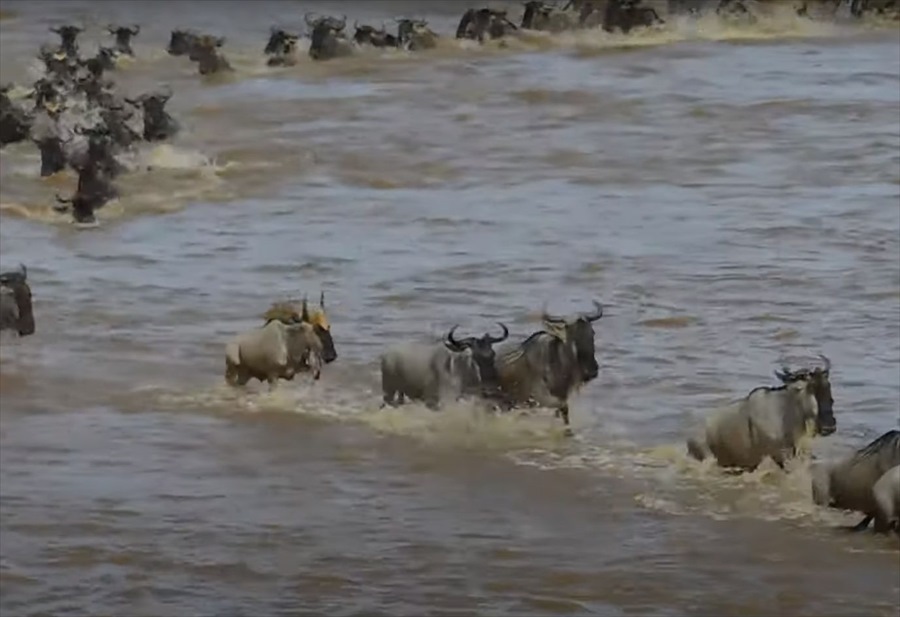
[0,264,35,336]
[50,25,83,57]
[168,29,199,56]
[186,34,231,75]
[775,355,836,436]
[263,292,337,364]
[108,24,140,55]
[396,18,437,50]
[445,322,510,394]
[522,1,556,28]
[353,23,398,48]
[126,86,175,141]
[541,301,603,382]
[33,132,71,177]
[265,28,298,55]
[306,13,351,60]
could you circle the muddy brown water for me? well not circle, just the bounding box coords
[1,2,899,616]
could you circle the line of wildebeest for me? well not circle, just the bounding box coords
[1,0,898,536]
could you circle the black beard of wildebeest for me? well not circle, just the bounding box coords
[0,86,33,147]
[396,18,438,51]
[34,133,70,177]
[446,323,510,399]
[168,29,200,56]
[306,14,354,61]
[55,160,119,224]
[264,28,301,66]
[108,24,140,56]
[187,34,233,75]
[353,23,399,48]
[603,0,666,34]
[50,25,83,58]
[0,264,35,337]
[455,7,518,42]
[126,88,179,142]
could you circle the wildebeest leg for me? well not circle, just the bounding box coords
[556,404,570,426]
[850,515,873,532]
[872,514,891,534]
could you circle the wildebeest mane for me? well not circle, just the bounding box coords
[853,430,900,461]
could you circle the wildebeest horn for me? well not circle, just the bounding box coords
[131,25,141,35]
[818,354,831,373]
[446,325,466,350]
[319,291,325,309]
[301,295,310,322]
[55,193,72,204]
[584,301,604,322]
[486,322,509,344]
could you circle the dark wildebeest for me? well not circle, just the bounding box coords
[715,0,758,23]
[73,124,124,178]
[187,34,233,75]
[99,102,141,149]
[225,299,326,389]
[108,24,140,56]
[54,156,119,224]
[306,14,355,61]
[849,0,899,16]
[168,29,200,56]
[33,131,72,177]
[811,430,900,534]
[262,292,338,365]
[687,358,837,471]
[494,302,603,426]
[125,87,179,142]
[563,0,608,29]
[353,23,399,48]
[396,18,439,51]
[456,8,519,42]
[380,323,510,410]
[264,28,301,66]
[521,1,578,32]
[82,47,119,74]
[50,25,83,58]
[0,86,33,147]
[603,0,666,34]
[0,264,35,337]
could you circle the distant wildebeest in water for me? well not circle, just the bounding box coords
[687,357,837,471]
[168,29,200,56]
[380,323,510,409]
[396,18,439,50]
[494,301,604,426]
[306,14,355,61]
[811,430,900,534]
[187,34,233,75]
[54,148,119,225]
[603,0,666,34]
[263,292,337,365]
[108,24,140,56]
[264,28,301,66]
[0,264,35,337]
[456,7,519,42]
[125,86,180,142]
[353,22,398,48]
[521,1,578,32]
[50,24,83,58]
[0,84,33,147]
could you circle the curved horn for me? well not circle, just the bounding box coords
[18,264,26,281]
[301,295,310,322]
[445,325,466,350]
[486,322,509,344]
[55,193,72,204]
[319,291,325,309]
[131,24,141,35]
[818,354,831,373]
[584,300,604,322]
[774,367,793,382]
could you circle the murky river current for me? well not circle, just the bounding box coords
[1,1,899,615]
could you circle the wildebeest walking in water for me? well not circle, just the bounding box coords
[456,8,519,42]
[811,430,900,533]
[306,14,355,61]
[687,357,837,471]
[396,18,439,51]
[494,301,604,426]
[50,24,83,58]
[0,264,35,337]
[108,24,140,57]
[187,34,233,76]
[167,29,200,56]
[353,23,398,48]
[264,28,301,66]
[380,323,510,410]
[262,291,338,365]
[126,87,180,142]
[603,0,666,34]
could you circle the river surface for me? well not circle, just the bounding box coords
[1,2,899,616]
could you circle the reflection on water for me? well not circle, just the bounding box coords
[1,1,899,615]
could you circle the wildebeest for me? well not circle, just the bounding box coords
[872,465,900,534]
[494,301,603,426]
[687,358,837,471]
[264,28,301,66]
[82,47,119,75]
[73,124,125,178]
[108,24,140,56]
[456,8,519,42]
[33,132,71,177]
[262,292,337,365]
[380,322,510,409]
[307,14,355,61]
[603,0,666,34]
[0,264,35,337]
[168,29,200,56]
[54,156,119,224]
[353,23,398,48]
[396,18,439,51]
[521,1,577,32]
[849,0,900,16]
[126,87,179,142]
[0,86,33,147]
[225,306,325,388]
[99,102,141,149]
[811,430,900,533]
[187,34,233,75]
[50,25,83,58]
[715,0,758,23]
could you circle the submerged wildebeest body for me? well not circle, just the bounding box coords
[687,358,837,471]
[380,323,510,409]
[264,28,301,66]
[225,313,325,388]
[307,14,355,61]
[1,86,33,147]
[168,29,200,56]
[521,1,578,32]
[811,430,900,533]
[108,24,140,56]
[0,264,35,337]
[54,156,119,224]
[456,8,519,42]
[262,292,338,365]
[126,88,179,142]
[494,302,604,426]
[872,465,900,534]
[353,23,398,48]
[603,0,666,34]
[396,18,439,50]
[188,35,233,76]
